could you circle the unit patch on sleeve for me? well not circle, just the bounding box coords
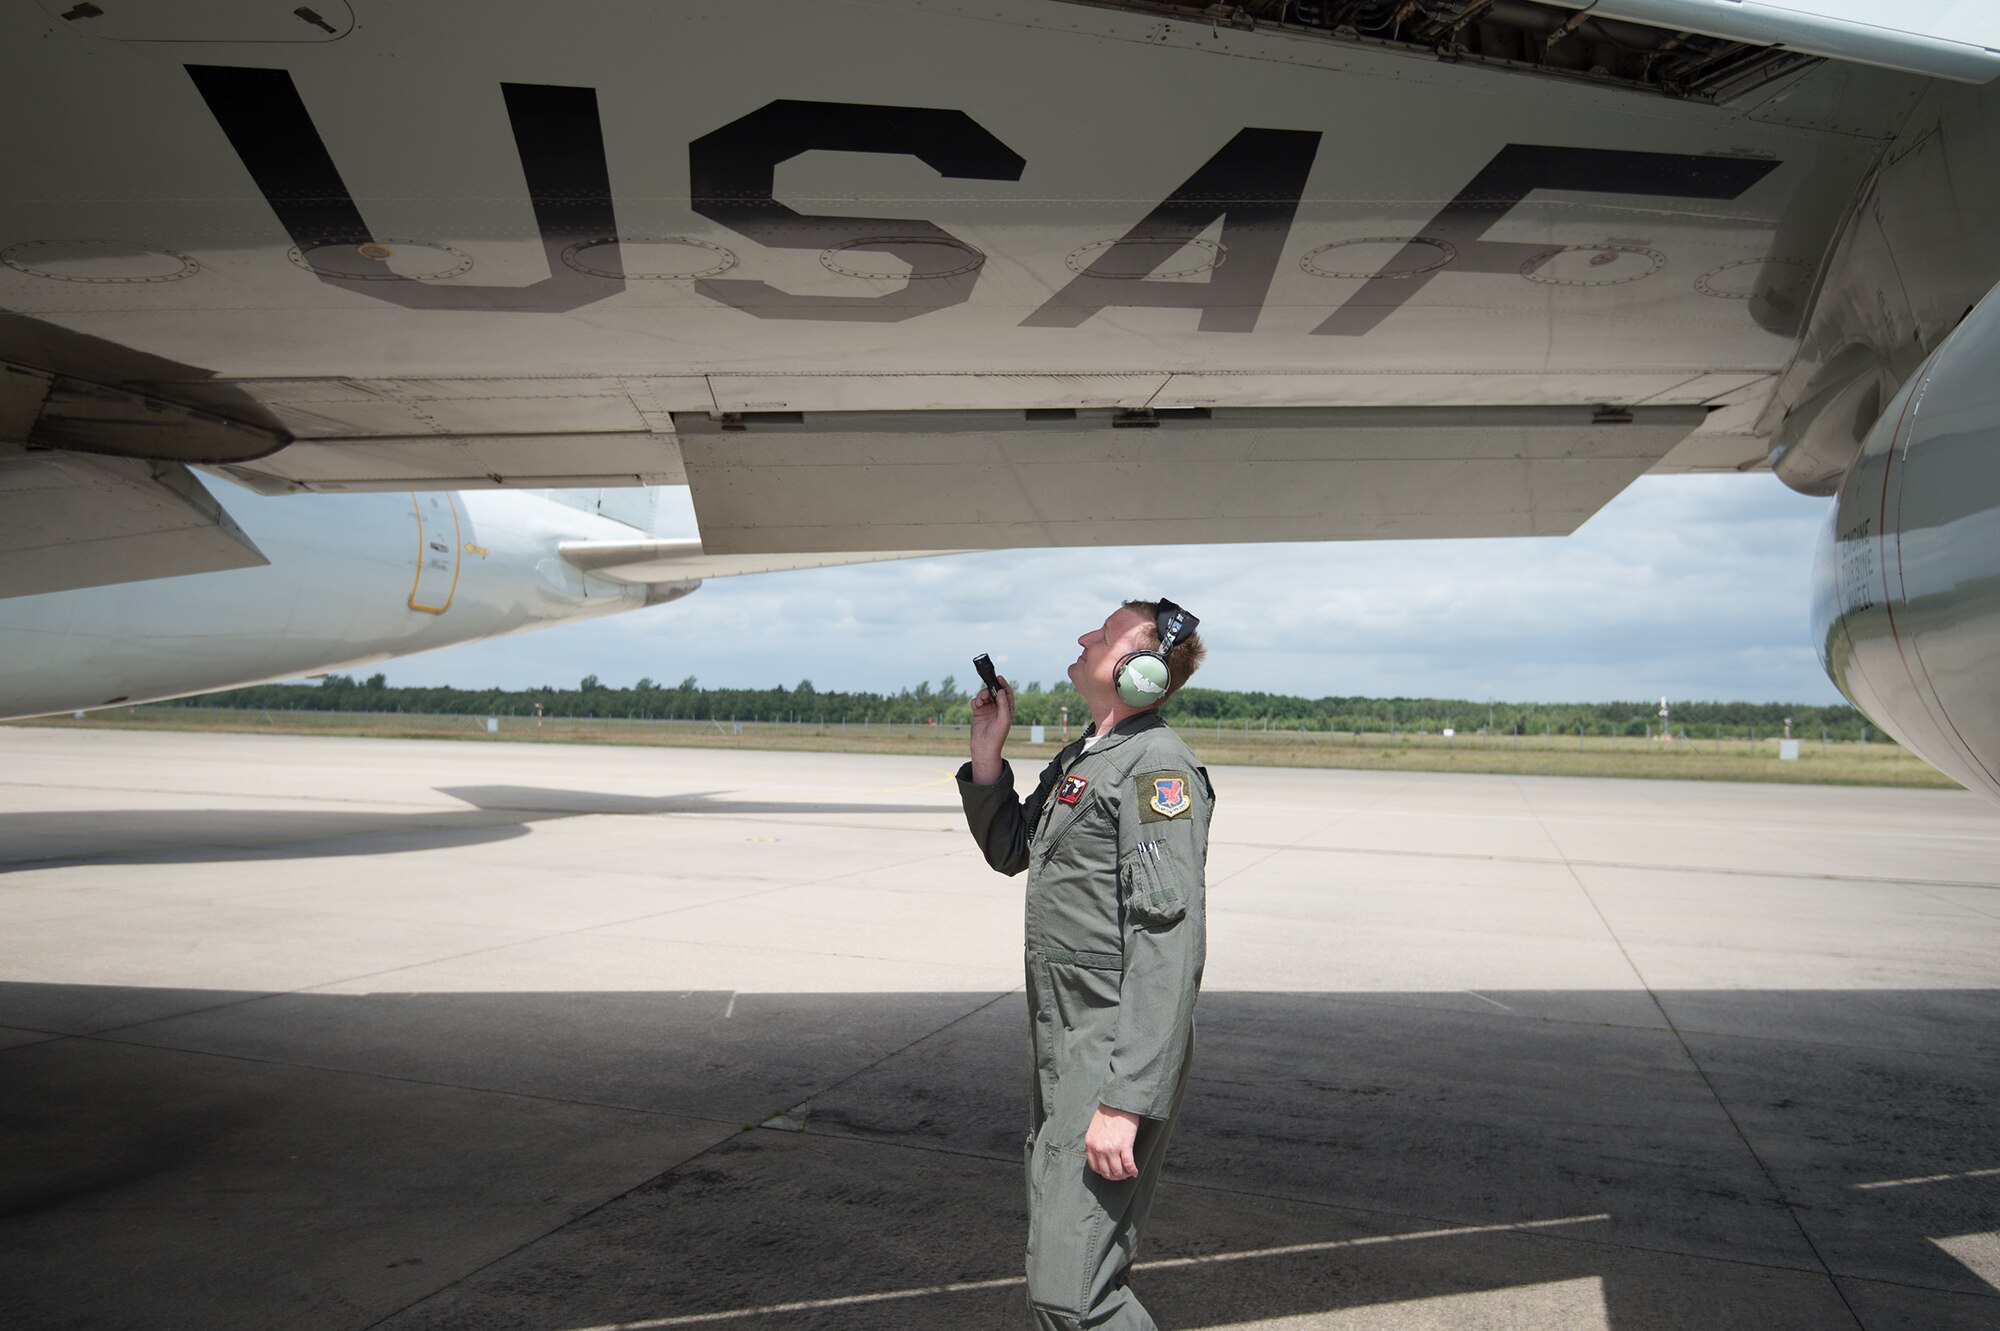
[1056,774,1090,805]
[1136,769,1193,821]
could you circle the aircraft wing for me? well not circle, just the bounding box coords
[9,0,2000,585]
[0,446,268,599]
[557,538,959,585]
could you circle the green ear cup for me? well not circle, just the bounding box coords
[1115,652,1171,706]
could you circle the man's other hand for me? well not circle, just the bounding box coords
[1084,1105,1141,1181]
[968,674,1014,785]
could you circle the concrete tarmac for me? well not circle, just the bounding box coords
[2,726,1997,1330]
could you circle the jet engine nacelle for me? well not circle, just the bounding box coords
[1813,286,2000,803]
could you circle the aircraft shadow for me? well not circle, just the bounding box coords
[0,786,961,869]
[438,783,962,820]
[2,981,1995,1331]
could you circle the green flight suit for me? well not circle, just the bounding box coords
[958,710,1212,1331]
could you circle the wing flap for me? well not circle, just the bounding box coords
[675,405,1706,555]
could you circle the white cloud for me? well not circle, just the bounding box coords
[382,475,1842,704]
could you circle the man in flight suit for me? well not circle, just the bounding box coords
[959,599,1213,1330]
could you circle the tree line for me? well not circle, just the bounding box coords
[160,672,1880,741]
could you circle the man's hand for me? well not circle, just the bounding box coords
[1084,1105,1142,1181]
[968,674,1014,785]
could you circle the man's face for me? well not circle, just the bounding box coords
[1068,606,1154,702]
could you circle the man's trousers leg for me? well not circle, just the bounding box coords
[1024,1082,1186,1328]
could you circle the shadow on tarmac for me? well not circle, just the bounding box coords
[0,786,963,867]
[2,980,1996,1330]
[439,784,963,820]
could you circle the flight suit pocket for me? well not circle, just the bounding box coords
[1023,1140,1107,1319]
[1042,960,1074,1032]
[1122,840,1185,925]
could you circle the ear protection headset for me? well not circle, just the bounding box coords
[1114,598,1200,708]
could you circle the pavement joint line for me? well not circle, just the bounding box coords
[173,839,981,939]
[2,831,1015,1053]
[354,1110,786,1331]
[61,1025,764,1130]
[1521,801,1871,1331]
[17,980,1997,1075]
[50,839,1005,1042]
[634,814,967,837]
[1280,979,2000,1063]
[1749,825,1883,877]
[763,988,1020,1125]
[1207,769,1429,891]
[732,1011,1923,1293]
[0,875,781,932]
[1223,839,2000,892]
[552,1214,1620,1330]
[33,987,299,1043]
[636,1116,1979,1294]
[1204,827,1323,891]
[53,909,602,1039]
[534,851,1009,949]
[1832,1271,2000,1301]
[1305,992,2000,1063]
[0,1029,75,1053]
[1231,804,2000,843]
[38,985,1017,1142]
[1899,880,2000,922]
[755,1123,1678,1255]
[350,989,1024,1331]
[564,931,1026,974]
[223,872,803,909]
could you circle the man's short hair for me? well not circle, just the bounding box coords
[1123,599,1207,701]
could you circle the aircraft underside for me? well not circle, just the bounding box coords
[4,0,2000,799]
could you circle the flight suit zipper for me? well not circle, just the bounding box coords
[1037,790,1098,864]
[1035,739,1113,862]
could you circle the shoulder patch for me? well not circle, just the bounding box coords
[1136,768,1193,821]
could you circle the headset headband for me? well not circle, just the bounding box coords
[1155,598,1198,656]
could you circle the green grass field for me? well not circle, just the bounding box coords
[17,706,1958,789]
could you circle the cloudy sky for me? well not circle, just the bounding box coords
[382,473,1843,705]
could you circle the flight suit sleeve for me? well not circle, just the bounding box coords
[956,755,1061,876]
[1100,760,1210,1119]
